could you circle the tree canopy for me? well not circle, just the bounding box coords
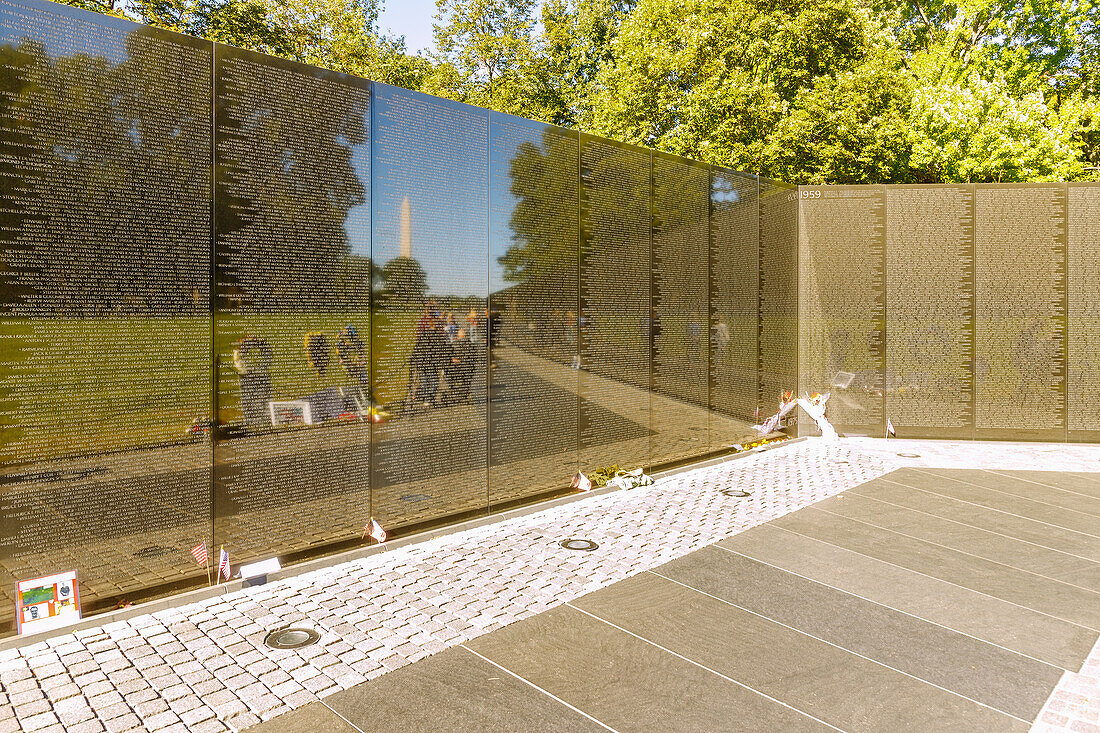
[46,0,1100,182]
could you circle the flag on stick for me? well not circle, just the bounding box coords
[365,518,387,544]
[217,547,231,582]
[886,419,896,438]
[570,471,592,492]
[191,541,208,566]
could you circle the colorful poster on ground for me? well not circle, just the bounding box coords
[15,571,80,635]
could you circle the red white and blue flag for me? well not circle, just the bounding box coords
[218,547,231,581]
[191,541,208,566]
[366,518,387,544]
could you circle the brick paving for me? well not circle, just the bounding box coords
[0,437,1097,732]
[1033,638,1100,733]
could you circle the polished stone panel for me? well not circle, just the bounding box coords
[578,135,652,472]
[798,185,885,435]
[0,0,213,630]
[488,112,579,508]
[213,43,372,565]
[758,178,798,427]
[884,185,975,439]
[1068,183,1100,442]
[709,167,759,435]
[973,184,1067,441]
[369,84,489,530]
[650,152,710,464]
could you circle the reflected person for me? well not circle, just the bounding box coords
[233,336,273,428]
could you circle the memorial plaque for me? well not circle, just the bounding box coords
[370,84,489,528]
[0,0,212,631]
[798,185,885,435]
[650,152,709,464]
[709,167,758,447]
[578,135,651,472]
[758,178,798,430]
[885,185,974,439]
[1068,183,1100,442]
[973,185,1067,440]
[213,45,372,562]
[488,112,579,508]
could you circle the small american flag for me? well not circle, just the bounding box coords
[191,541,208,566]
[887,418,896,437]
[366,518,386,544]
[218,547,231,581]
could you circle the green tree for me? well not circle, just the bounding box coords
[888,0,1099,180]
[582,0,913,182]
[432,0,540,113]
[539,0,635,127]
[381,256,428,309]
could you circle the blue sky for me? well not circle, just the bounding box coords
[377,0,439,54]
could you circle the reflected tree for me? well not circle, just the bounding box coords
[380,256,428,309]
[0,30,211,316]
[215,52,369,312]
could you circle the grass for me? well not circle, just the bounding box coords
[1,312,419,465]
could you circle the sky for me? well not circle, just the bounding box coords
[377,0,439,54]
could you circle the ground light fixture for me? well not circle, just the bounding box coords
[720,488,751,497]
[264,626,321,649]
[559,538,600,551]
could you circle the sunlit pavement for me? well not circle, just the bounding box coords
[1,438,1098,732]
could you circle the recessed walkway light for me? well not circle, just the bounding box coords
[264,627,321,649]
[559,538,599,551]
[720,488,751,497]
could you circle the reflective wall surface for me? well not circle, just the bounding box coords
[799,182,1093,442]
[488,112,579,507]
[798,185,886,434]
[17,0,1099,636]
[0,0,213,628]
[213,46,372,561]
[0,0,773,624]
[369,84,489,528]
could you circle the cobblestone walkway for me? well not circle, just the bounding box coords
[0,438,1097,733]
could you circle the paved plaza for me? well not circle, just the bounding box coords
[1,437,1098,732]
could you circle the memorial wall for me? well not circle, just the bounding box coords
[369,84,489,527]
[798,185,886,434]
[1068,183,1100,442]
[578,135,654,471]
[0,0,213,630]
[709,168,758,438]
[758,179,799,428]
[884,185,974,439]
[488,112,579,507]
[651,152,710,463]
[213,46,373,560]
[797,182,1091,443]
[14,0,1099,635]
